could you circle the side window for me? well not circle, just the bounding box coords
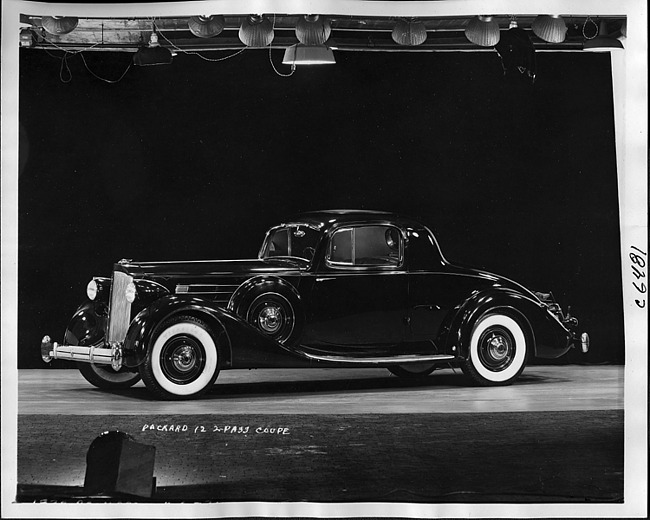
[327,225,402,268]
[329,229,353,264]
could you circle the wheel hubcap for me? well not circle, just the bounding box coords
[161,335,205,385]
[478,326,515,372]
[172,345,197,372]
[258,305,283,333]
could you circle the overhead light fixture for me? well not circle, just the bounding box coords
[239,14,274,47]
[133,29,173,66]
[282,44,335,70]
[532,15,567,43]
[188,15,225,38]
[583,20,624,52]
[391,19,428,46]
[296,15,331,45]
[41,16,78,35]
[465,15,500,47]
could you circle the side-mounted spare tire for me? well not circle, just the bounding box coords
[139,315,221,400]
[461,312,530,386]
[228,277,303,348]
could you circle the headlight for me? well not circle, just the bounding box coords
[125,282,137,303]
[87,279,98,300]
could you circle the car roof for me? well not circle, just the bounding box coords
[282,209,424,231]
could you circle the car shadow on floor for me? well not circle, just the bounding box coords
[96,368,568,401]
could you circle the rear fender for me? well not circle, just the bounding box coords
[444,288,567,360]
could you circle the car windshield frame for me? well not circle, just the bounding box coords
[258,223,322,263]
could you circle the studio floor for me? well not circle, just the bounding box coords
[13,365,624,504]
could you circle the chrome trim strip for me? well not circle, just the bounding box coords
[300,353,456,364]
[176,284,239,294]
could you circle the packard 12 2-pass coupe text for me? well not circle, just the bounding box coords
[41,210,589,400]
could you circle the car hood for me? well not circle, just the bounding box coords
[115,257,307,278]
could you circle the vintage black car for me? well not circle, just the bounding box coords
[41,210,589,400]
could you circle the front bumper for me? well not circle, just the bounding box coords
[41,336,123,370]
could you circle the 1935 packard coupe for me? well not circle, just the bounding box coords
[41,210,589,400]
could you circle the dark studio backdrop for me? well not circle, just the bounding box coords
[17,46,625,368]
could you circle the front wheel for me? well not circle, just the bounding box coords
[461,313,529,386]
[77,360,141,389]
[140,315,221,400]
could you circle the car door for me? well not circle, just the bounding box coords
[302,224,408,353]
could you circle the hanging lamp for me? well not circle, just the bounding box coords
[41,16,78,35]
[133,28,173,66]
[188,15,225,38]
[295,15,331,45]
[583,20,624,51]
[532,15,568,43]
[465,15,500,47]
[239,15,274,47]
[391,19,428,46]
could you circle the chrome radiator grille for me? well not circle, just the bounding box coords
[107,271,133,343]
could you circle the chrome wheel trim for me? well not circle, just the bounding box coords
[247,292,295,344]
[477,326,515,372]
[160,335,205,384]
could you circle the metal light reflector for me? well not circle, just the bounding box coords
[391,19,428,46]
[532,15,568,43]
[583,20,624,52]
[41,16,78,35]
[295,15,331,45]
[465,15,500,47]
[239,15,274,47]
[188,15,225,38]
[282,45,335,67]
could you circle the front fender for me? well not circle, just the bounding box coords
[122,295,305,369]
[64,300,108,346]
[445,288,572,360]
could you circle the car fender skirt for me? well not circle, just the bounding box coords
[450,289,572,360]
[122,295,309,369]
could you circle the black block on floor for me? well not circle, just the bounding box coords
[84,430,156,498]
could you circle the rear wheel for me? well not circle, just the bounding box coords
[140,315,220,400]
[461,313,529,386]
[388,363,437,379]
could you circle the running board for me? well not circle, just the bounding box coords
[302,353,456,364]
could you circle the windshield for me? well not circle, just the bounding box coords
[260,224,320,262]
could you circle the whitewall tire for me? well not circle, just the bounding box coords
[462,313,529,386]
[141,315,220,400]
